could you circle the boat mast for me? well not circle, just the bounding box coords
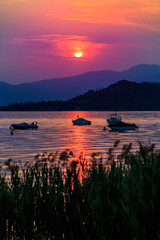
[115,83,117,117]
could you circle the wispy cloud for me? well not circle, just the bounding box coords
[2,0,27,3]
[6,34,105,60]
[65,0,160,30]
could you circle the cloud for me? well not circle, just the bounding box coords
[1,0,27,3]
[4,34,105,61]
[66,0,160,30]
[0,0,160,84]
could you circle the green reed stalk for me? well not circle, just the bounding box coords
[1,143,160,239]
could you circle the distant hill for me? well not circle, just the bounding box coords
[1,80,160,111]
[68,80,160,111]
[0,64,160,105]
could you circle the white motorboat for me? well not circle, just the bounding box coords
[72,116,91,125]
[10,121,38,129]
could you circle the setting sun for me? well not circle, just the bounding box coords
[74,51,83,58]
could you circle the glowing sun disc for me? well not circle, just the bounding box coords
[74,51,83,58]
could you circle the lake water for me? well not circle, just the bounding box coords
[0,111,160,164]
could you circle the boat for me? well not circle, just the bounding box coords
[10,121,38,130]
[107,83,122,124]
[108,121,138,131]
[107,113,121,123]
[72,116,91,125]
[106,83,138,130]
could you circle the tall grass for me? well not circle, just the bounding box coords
[0,142,160,239]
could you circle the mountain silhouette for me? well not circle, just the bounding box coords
[1,80,160,111]
[0,64,160,105]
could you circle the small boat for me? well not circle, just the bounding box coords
[107,113,138,130]
[107,113,121,123]
[108,121,138,131]
[106,83,138,131]
[10,121,38,130]
[107,83,122,124]
[72,116,91,126]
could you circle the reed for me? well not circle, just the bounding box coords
[0,142,160,239]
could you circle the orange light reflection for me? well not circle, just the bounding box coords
[70,111,92,181]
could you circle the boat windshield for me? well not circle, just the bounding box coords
[31,121,38,126]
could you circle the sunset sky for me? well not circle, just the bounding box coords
[0,0,160,83]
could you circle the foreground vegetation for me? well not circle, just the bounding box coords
[0,142,160,239]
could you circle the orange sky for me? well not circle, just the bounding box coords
[0,0,160,83]
[1,0,159,27]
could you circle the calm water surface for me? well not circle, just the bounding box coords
[0,111,160,163]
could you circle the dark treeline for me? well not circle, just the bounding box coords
[1,142,160,239]
[1,80,160,111]
[0,100,71,111]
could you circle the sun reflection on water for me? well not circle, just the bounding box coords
[0,111,160,166]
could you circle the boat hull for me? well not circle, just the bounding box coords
[72,121,91,126]
[72,118,91,126]
[10,122,38,129]
[73,123,91,126]
[108,122,138,130]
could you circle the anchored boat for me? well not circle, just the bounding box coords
[10,121,38,130]
[108,121,138,130]
[72,115,91,126]
[107,113,121,124]
[106,83,138,131]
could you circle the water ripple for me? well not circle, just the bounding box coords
[0,111,159,163]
